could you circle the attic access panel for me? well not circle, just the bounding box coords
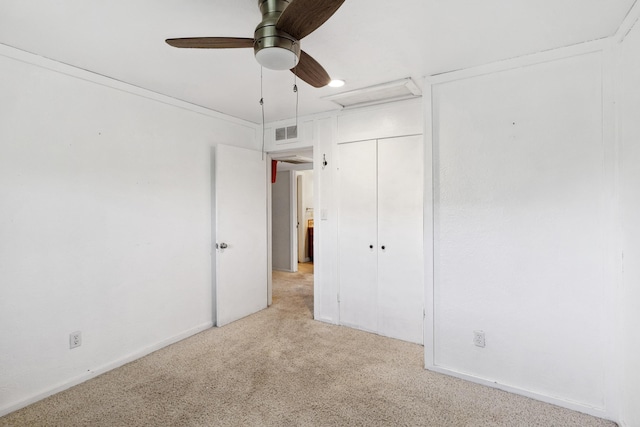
[323,78,422,109]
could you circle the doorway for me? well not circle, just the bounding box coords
[269,148,315,310]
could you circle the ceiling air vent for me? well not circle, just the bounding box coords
[275,125,298,141]
[323,78,421,109]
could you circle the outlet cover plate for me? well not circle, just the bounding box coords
[69,331,82,349]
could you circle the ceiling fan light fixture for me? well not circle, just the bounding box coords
[329,79,345,88]
[255,47,299,70]
[166,0,344,87]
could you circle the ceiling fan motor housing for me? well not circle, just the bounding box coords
[254,0,301,70]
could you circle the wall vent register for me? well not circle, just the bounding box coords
[275,125,298,141]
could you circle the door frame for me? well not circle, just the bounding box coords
[267,148,315,307]
[266,156,273,306]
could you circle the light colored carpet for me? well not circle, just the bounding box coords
[1,263,616,426]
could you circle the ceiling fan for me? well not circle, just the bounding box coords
[165,0,345,88]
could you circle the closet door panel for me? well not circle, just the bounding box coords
[338,140,378,333]
[377,135,424,343]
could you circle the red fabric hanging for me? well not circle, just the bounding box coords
[271,160,278,183]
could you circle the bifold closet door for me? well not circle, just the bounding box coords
[337,140,378,333]
[377,135,424,344]
[338,136,424,343]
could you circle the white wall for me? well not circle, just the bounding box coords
[336,99,423,143]
[618,18,640,427]
[272,170,294,271]
[0,46,257,415]
[312,116,339,323]
[426,49,614,417]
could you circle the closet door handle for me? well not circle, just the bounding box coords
[381,245,386,250]
[369,245,374,249]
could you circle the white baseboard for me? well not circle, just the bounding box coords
[0,322,213,417]
[314,316,338,325]
[426,365,617,423]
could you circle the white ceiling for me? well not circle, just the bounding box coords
[0,0,636,124]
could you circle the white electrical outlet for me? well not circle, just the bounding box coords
[69,331,82,349]
[473,330,485,348]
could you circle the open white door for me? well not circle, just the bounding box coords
[215,144,268,327]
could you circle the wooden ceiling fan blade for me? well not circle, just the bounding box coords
[165,37,254,49]
[292,51,331,88]
[276,0,345,40]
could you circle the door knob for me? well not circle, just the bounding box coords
[219,242,228,249]
[381,245,386,250]
[369,245,374,249]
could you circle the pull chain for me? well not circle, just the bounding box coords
[260,66,265,160]
[293,54,299,130]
